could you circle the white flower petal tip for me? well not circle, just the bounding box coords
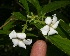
[12,39,19,47]
[23,39,32,45]
[27,15,31,18]
[16,33,26,39]
[9,30,16,39]
[18,41,26,49]
[41,30,48,35]
[45,17,52,25]
[52,21,59,29]
[13,45,16,47]
[52,14,56,16]
[48,27,58,36]
[40,25,49,35]
[52,14,57,24]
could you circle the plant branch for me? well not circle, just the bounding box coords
[0,18,14,29]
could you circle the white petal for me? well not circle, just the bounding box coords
[41,30,48,35]
[18,40,26,49]
[40,25,49,35]
[9,30,16,39]
[48,27,58,36]
[52,21,59,29]
[40,25,49,30]
[23,39,32,45]
[45,17,52,25]
[16,33,26,39]
[27,15,31,18]
[52,14,57,24]
[12,39,19,47]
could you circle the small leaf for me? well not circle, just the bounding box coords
[12,12,26,21]
[19,0,29,13]
[27,0,41,16]
[42,1,70,15]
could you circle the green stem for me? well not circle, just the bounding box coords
[22,21,28,33]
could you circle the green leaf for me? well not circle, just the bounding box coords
[47,35,70,56]
[33,22,43,29]
[0,30,10,34]
[42,1,70,15]
[2,12,26,31]
[60,20,70,36]
[27,0,41,16]
[1,16,15,31]
[57,27,67,38]
[47,42,66,56]
[3,21,14,30]
[19,0,29,13]
[12,12,26,21]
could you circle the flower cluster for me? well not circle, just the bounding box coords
[40,14,59,36]
[9,30,32,49]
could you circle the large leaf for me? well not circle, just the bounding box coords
[56,27,67,38]
[47,42,67,56]
[27,0,41,16]
[47,35,70,56]
[42,1,70,15]
[59,20,70,36]
[12,12,26,21]
[19,0,29,13]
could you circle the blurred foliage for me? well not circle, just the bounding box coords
[0,0,70,56]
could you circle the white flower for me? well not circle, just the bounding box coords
[9,30,32,49]
[18,40,26,49]
[45,17,52,25]
[16,33,26,39]
[12,39,19,47]
[23,39,32,45]
[40,25,49,35]
[9,30,16,39]
[40,14,59,36]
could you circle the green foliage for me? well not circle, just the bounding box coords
[12,12,26,21]
[60,20,70,36]
[0,30,10,34]
[57,27,67,38]
[42,1,70,15]
[3,21,14,31]
[27,0,41,16]
[19,0,29,13]
[33,21,70,55]
[48,35,70,56]
[0,0,70,56]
